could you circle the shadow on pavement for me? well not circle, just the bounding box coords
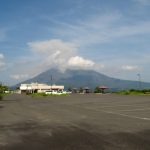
[0,105,4,109]
[1,122,150,150]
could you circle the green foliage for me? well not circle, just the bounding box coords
[31,93,69,97]
[115,89,150,95]
[30,93,48,97]
[0,83,10,100]
[94,86,102,93]
[0,83,9,93]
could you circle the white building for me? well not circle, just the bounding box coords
[20,83,64,94]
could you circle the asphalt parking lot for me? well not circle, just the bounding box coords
[0,93,150,150]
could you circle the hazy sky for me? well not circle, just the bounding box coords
[0,0,150,85]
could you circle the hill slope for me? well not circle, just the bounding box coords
[16,69,150,91]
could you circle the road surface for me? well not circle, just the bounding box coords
[0,94,150,150]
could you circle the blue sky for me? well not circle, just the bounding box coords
[0,0,150,85]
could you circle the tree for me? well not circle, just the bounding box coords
[94,86,102,93]
[0,83,9,93]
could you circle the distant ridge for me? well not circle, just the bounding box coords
[15,69,150,91]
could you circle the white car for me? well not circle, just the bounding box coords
[45,90,57,94]
[45,90,67,95]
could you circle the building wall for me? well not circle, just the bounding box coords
[20,83,64,93]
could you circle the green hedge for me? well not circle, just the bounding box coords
[31,93,69,97]
[30,93,47,97]
[115,89,150,95]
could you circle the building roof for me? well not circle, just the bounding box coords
[99,86,108,89]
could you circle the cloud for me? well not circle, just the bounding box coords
[25,39,99,74]
[50,12,150,47]
[134,0,150,5]
[10,74,29,80]
[0,54,4,59]
[68,56,95,67]
[0,53,5,70]
[0,62,5,68]
[5,39,102,84]
[121,65,139,71]
[28,39,77,55]
[52,12,122,45]
[112,21,150,38]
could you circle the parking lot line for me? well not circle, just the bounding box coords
[79,105,150,121]
[118,108,150,112]
[101,110,150,121]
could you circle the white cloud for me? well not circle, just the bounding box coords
[28,39,77,55]
[0,54,4,59]
[53,13,122,45]
[134,0,150,5]
[68,56,95,67]
[112,21,150,38]
[121,65,139,71]
[27,39,97,73]
[10,74,29,80]
[0,53,5,70]
[51,12,150,46]
[0,62,5,68]
[22,13,150,79]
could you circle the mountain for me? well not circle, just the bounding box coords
[15,69,150,91]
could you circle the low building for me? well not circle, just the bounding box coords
[83,87,90,93]
[98,85,109,94]
[20,83,64,94]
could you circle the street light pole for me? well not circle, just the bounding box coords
[137,73,142,90]
[51,75,52,95]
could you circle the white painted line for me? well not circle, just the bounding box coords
[101,110,150,121]
[101,104,133,108]
[119,108,150,112]
[81,106,150,121]
[101,104,148,108]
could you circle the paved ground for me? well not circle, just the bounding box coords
[0,94,150,150]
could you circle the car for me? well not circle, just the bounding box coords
[45,90,62,95]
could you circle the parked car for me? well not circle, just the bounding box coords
[45,90,57,95]
[45,90,67,95]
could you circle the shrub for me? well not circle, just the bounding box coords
[31,93,47,97]
[94,86,102,93]
[124,91,130,95]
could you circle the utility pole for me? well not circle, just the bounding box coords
[51,75,52,95]
[137,74,142,90]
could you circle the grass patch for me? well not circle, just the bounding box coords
[30,93,48,97]
[0,93,10,100]
[30,93,69,97]
[114,89,150,95]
